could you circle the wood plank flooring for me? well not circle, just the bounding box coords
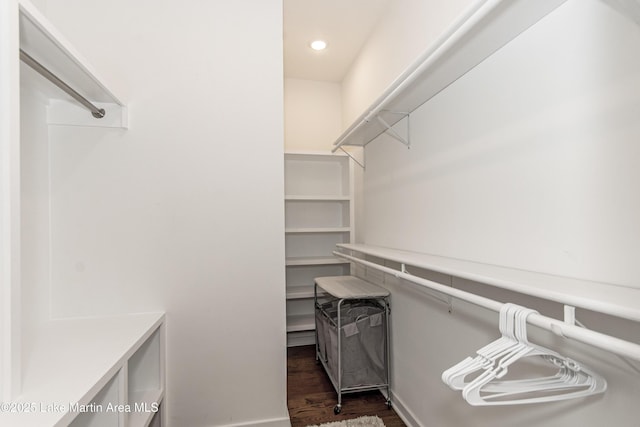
[287,345,406,427]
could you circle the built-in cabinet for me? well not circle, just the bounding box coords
[62,315,165,427]
[0,314,165,427]
[0,1,164,425]
[284,151,354,346]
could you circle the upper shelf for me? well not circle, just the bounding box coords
[332,0,569,151]
[18,0,128,127]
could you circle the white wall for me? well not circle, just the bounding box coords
[19,68,50,358]
[345,0,640,426]
[36,1,288,426]
[363,0,640,287]
[282,78,368,245]
[284,78,342,151]
[0,0,21,401]
[340,0,472,127]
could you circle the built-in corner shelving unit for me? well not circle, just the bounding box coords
[331,0,569,153]
[284,151,354,346]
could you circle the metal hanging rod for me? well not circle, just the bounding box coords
[19,49,105,119]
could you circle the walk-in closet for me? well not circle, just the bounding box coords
[1,0,639,426]
[284,0,640,426]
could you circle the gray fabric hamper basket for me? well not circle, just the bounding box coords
[317,299,386,388]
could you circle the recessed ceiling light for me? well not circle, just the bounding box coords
[310,40,327,51]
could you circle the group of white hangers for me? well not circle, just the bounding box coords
[442,303,607,405]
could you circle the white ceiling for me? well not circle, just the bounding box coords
[283,0,390,83]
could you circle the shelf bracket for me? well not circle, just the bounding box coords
[338,146,365,170]
[564,305,576,325]
[399,264,452,309]
[376,111,410,148]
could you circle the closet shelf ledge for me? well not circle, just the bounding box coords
[336,243,640,323]
[332,0,569,151]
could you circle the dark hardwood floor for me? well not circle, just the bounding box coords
[287,345,406,427]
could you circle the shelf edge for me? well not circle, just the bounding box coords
[337,243,640,323]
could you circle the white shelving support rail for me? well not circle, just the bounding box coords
[18,0,128,128]
[334,244,640,363]
[331,0,568,155]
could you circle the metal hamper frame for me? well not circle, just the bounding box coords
[314,276,391,415]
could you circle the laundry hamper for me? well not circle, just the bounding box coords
[314,275,391,414]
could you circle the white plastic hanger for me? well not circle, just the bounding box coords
[443,303,607,406]
[443,303,522,390]
[461,306,607,405]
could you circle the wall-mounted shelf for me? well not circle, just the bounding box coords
[18,0,128,127]
[286,314,316,333]
[287,286,326,300]
[332,0,568,151]
[285,196,351,202]
[285,256,350,267]
[336,244,640,365]
[336,243,640,323]
[285,227,351,234]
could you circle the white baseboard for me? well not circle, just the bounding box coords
[389,392,424,427]
[217,416,291,427]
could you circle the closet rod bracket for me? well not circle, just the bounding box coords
[20,49,106,119]
[91,109,106,119]
[396,262,452,310]
[564,305,576,326]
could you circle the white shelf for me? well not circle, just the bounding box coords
[285,150,348,157]
[287,330,316,347]
[286,256,351,267]
[285,195,351,201]
[286,314,315,332]
[284,151,351,198]
[285,227,350,234]
[286,286,326,300]
[128,326,163,427]
[0,313,164,427]
[68,374,122,427]
[333,0,568,150]
[18,0,127,127]
[128,389,164,427]
[337,243,640,323]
